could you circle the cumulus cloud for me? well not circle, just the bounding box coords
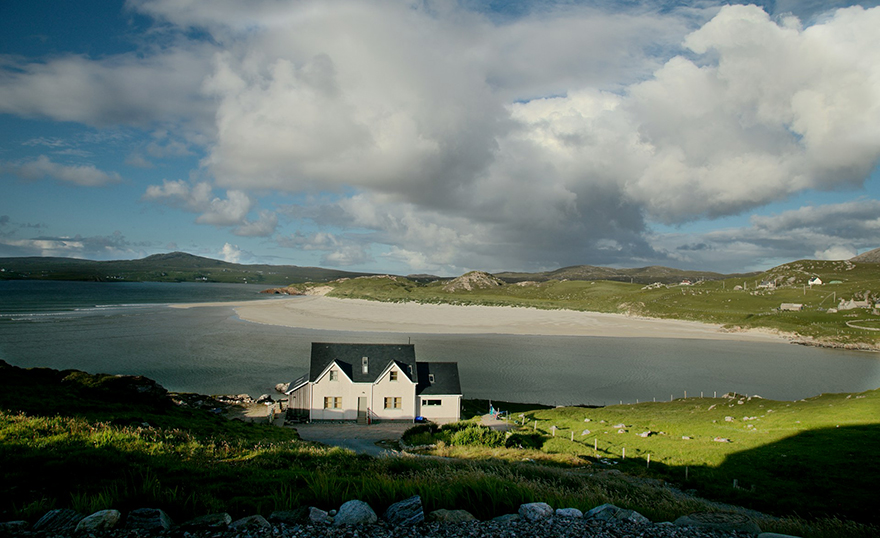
[220,242,242,263]
[4,1,880,272]
[143,179,275,234]
[1,155,121,186]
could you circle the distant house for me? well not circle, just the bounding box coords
[808,277,823,286]
[780,303,803,311]
[758,280,776,289]
[838,299,871,311]
[285,343,462,424]
[680,279,693,286]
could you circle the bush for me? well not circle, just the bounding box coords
[401,424,439,445]
[449,425,504,448]
[505,432,545,450]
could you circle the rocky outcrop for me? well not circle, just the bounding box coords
[260,287,304,295]
[441,271,504,292]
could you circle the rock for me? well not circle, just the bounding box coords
[555,508,583,519]
[582,429,591,435]
[585,504,620,521]
[333,500,377,526]
[519,502,554,521]
[275,382,291,393]
[75,510,121,533]
[492,514,519,523]
[33,509,85,533]
[256,393,274,404]
[0,521,29,533]
[383,495,424,526]
[427,509,477,523]
[675,512,762,536]
[714,437,732,443]
[442,271,504,292]
[309,507,333,525]
[328,510,337,517]
[180,513,232,530]
[125,508,173,532]
[229,515,271,530]
[638,431,653,437]
[615,509,651,524]
[269,508,308,525]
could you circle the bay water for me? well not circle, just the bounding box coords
[1,280,878,405]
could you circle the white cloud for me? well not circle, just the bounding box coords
[143,180,273,230]
[0,231,140,259]
[220,242,242,263]
[2,155,121,186]
[233,210,278,237]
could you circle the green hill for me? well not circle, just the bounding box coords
[0,252,375,285]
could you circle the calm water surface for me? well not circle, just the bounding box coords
[1,281,878,405]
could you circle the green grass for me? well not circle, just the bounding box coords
[412,390,880,525]
[1,361,877,538]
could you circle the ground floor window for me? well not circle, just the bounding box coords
[323,396,342,409]
[422,399,441,406]
[384,397,402,409]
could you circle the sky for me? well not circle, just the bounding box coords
[2,0,880,276]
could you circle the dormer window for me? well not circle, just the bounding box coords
[362,356,369,374]
[428,374,435,383]
[390,370,398,381]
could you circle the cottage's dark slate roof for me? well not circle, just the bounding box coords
[309,342,418,384]
[416,362,462,396]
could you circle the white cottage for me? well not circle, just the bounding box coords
[285,343,462,424]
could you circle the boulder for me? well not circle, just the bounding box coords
[615,509,651,524]
[427,509,477,523]
[308,507,333,525]
[585,504,620,521]
[256,394,274,404]
[275,382,291,393]
[383,495,424,526]
[269,508,308,525]
[492,514,519,523]
[75,509,121,533]
[675,512,762,536]
[229,515,271,530]
[333,500,377,526]
[555,508,583,519]
[0,521,29,533]
[518,502,554,521]
[125,508,173,532]
[33,509,85,533]
[179,513,232,530]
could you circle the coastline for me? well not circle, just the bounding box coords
[174,295,789,343]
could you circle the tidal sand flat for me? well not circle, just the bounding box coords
[179,296,787,343]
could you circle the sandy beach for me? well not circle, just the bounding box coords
[174,296,787,343]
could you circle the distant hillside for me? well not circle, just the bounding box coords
[0,252,375,285]
[851,246,880,263]
[495,264,753,285]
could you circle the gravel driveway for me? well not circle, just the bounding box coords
[292,422,413,456]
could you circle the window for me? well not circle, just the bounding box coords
[384,397,402,409]
[362,356,369,374]
[390,370,398,381]
[428,374,435,383]
[329,370,338,381]
[422,399,441,406]
[323,397,342,409]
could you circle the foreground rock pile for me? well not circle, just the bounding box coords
[0,498,797,538]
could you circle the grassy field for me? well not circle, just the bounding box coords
[409,389,880,526]
[2,361,878,537]
[320,260,880,345]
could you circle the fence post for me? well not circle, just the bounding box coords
[647,454,650,469]
[594,438,597,457]
[622,447,626,459]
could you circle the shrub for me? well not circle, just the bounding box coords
[505,432,545,450]
[449,425,504,448]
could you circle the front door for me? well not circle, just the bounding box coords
[357,396,367,424]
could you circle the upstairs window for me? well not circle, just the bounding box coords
[390,370,398,381]
[362,356,369,374]
[329,370,338,382]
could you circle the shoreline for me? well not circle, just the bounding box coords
[173,295,791,344]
